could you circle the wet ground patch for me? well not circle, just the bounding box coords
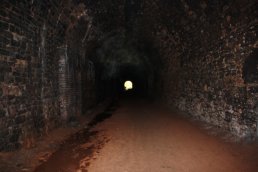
[88,102,117,128]
[34,103,117,172]
[88,112,113,128]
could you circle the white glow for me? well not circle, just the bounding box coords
[124,80,133,91]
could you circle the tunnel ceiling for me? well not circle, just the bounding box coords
[20,0,256,103]
[66,0,257,72]
[92,32,159,80]
[70,0,204,81]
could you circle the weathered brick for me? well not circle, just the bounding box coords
[156,0,257,138]
[15,115,25,124]
[0,20,9,30]
[0,109,6,118]
[0,0,97,151]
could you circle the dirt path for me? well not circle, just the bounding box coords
[35,101,258,172]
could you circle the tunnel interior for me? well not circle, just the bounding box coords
[0,0,258,151]
[88,32,161,101]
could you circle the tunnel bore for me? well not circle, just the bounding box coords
[0,0,258,171]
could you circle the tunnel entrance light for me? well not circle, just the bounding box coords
[124,80,133,91]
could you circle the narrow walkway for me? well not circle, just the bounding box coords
[35,101,258,172]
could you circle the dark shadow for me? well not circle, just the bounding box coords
[243,49,258,84]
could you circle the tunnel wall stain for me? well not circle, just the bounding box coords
[0,0,97,151]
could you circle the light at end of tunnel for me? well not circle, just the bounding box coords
[124,80,133,91]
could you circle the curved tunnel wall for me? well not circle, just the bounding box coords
[0,0,257,151]
[154,0,258,137]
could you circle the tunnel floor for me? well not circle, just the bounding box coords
[2,100,258,172]
[34,100,258,172]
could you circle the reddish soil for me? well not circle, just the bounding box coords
[86,101,258,172]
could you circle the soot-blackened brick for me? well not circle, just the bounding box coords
[225,112,232,122]
[0,109,6,118]
[15,115,26,124]
[243,49,258,84]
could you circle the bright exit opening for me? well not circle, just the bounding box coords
[124,80,133,91]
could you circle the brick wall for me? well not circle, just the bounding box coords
[0,0,96,151]
[153,0,258,138]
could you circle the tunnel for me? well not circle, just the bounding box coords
[89,32,160,101]
[0,0,258,171]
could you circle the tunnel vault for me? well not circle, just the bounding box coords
[0,0,257,151]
